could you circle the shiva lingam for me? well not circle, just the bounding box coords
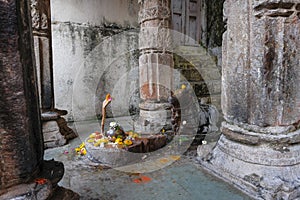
[83,94,168,167]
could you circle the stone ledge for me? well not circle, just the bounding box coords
[41,111,60,121]
[139,102,172,111]
[216,135,300,166]
[222,122,300,145]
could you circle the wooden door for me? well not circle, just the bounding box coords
[172,0,202,46]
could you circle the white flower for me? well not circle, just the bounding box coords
[109,121,120,128]
[202,140,207,145]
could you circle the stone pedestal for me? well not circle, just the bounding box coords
[41,111,77,148]
[42,115,66,148]
[198,0,300,199]
[137,0,174,134]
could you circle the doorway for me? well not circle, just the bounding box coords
[171,0,205,46]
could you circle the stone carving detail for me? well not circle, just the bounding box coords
[254,2,299,18]
[31,0,40,29]
[139,6,171,23]
[41,13,48,29]
[30,0,49,31]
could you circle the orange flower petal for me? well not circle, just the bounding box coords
[35,178,47,185]
[132,175,152,184]
[140,175,152,183]
[133,178,142,184]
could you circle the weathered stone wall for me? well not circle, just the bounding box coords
[51,0,138,28]
[51,0,225,122]
[51,0,139,121]
[205,0,226,67]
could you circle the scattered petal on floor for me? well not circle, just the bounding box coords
[133,175,152,184]
[159,158,169,164]
[140,175,152,182]
[35,178,48,185]
[63,150,69,154]
[170,155,181,161]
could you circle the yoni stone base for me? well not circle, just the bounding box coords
[198,122,300,199]
[85,135,167,167]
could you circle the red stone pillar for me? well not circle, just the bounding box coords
[199,0,300,199]
[0,0,43,191]
[138,0,174,133]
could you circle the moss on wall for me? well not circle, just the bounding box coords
[206,0,226,48]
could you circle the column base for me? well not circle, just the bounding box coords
[198,122,300,199]
[41,109,77,148]
[135,102,172,134]
[0,160,79,200]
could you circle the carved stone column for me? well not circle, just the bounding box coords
[199,0,300,199]
[137,0,174,134]
[30,0,76,148]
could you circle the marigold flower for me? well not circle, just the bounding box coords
[80,148,87,155]
[115,138,123,145]
[124,139,133,146]
[87,138,94,143]
[79,142,85,149]
[94,141,101,147]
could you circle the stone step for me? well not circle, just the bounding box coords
[174,45,208,55]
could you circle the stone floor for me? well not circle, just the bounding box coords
[44,118,252,200]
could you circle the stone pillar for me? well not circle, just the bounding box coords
[0,1,79,199]
[199,0,300,199]
[0,0,44,191]
[30,0,53,111]
[137,0,174,134]
[30,0,76,148]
